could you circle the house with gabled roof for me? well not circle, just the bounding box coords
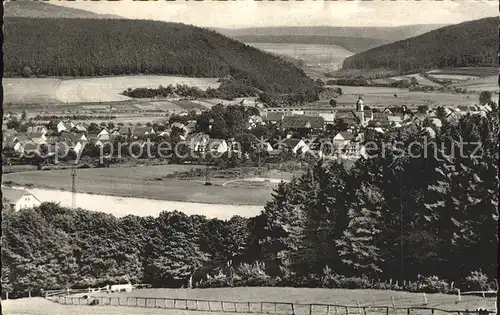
[207,139,228,154]
[57,121,75,133]
[280,138,310,155]
[71,124,88,134]
[2,187,42,211]
[97,128,110,140]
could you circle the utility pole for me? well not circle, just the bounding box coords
[71,167,76,209]
[400,168,404,288]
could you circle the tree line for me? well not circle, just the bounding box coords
[2,110,497,298]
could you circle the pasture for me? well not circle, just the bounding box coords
[98,287,495,312]
[2,297,231,315]
[2,164,278,207]
[245,42,353,68]
[3,76,220,105]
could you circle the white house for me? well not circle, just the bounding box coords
[282,138,310,155]
[57,121,75,133]
[2,188,42,211]
[208,139,228,154]
[97,128,110,140]
[333,132,356,150]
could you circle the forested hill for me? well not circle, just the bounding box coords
[229,35,391,53]
[3,18,316,94]
[342,17,498,73]
[4,0,122,19]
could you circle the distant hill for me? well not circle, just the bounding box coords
[342,17,498,73]
[4,0,123,19]
[215,24,447,42]
[4,18,316,95]
[228,35,391,53]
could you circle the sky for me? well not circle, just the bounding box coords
[53,0,498,29]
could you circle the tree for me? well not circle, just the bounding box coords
[329,99,337,107]
[417,105,429,114]
[21,110,27,120]
[22,66,32,78]
[479,91,492,105]
[410,77,419,86]
[336,183,385,277]
[334,87,343,96]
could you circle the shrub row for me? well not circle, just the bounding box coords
[197,264,498,294]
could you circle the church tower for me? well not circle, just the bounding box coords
[355,96,365,126]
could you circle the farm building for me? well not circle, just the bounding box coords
[2,187,42,211]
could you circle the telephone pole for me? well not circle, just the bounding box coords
[71,167,76,209]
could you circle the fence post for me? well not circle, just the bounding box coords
[407,308,410,315]
[67,288,70,296]
[423,292,428,304]
[276,303,278,315]
[386,306,389,315]
[174,299,176,309]
[346,306,349,315]
[291,303,295,315]
[390,279,393,289]
[186,300,189,310]
[29,291,32,299]
[221,301,224,312]
[327,305,331,315]
[457,289,461,301]
[248,302,251,313]
[356,301,361,315]
[109,297,111,306]
[373,297,376,307]
[6,292,9,300]
[208,301,212,311]
[334,303,338,315]
[234,302,237,313]
[309,304,312,315]
[391,297,396,314]
[261,302,263,313]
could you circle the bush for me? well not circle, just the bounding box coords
[411,275,450,293]
[464,271,490,291]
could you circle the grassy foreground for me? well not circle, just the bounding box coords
[98,287,495,311]
[1,297,238,315]
[3,288,495,315]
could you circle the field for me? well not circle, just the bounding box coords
[2,165,283,206]
[245,42,353,68]
[426,67,498,76]
[3,76,220,105]
[98,287,495,311]
[3,287,495,315]
[321,86,478,108]
[2,297,232,315]
[453,75,498,92]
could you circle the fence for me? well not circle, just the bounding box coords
[46,295,496,315]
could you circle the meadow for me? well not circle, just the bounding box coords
[2,297,231,315]
[2,165,278,206]
[245,42,353,68]
[322,86,478,108]
[3,76,220,105]
[98,287,495,311]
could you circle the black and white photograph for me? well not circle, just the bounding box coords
[1,0,499,314]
